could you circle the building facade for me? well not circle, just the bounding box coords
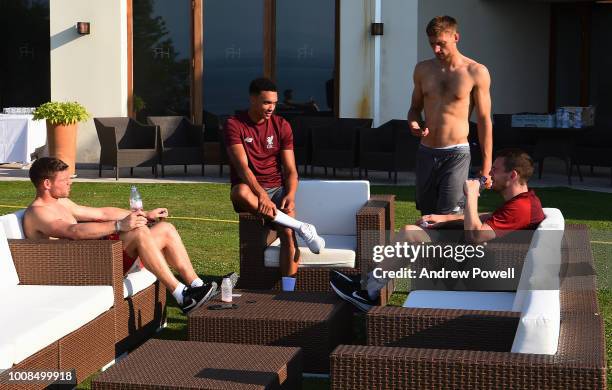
[0,0,607,163]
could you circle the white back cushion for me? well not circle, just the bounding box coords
[512,208,564,312]
[0,226,19,287]
[295,180,369,236]
[511,289,560,355]
[0,209,26,239]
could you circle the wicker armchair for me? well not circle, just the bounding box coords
[94,117,158,180]
[311,118,372,177]
[330,224,606,389]
[0,210,167,356]
[289,116,336,176]
[202,111,229,177]
[146,116,205,177]
[1,239,122,387]
[572,125,612,186]
[359,120,419,183]
[237,180,396,305]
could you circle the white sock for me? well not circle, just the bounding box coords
[281,276,296,291]
[366,272,386,300]
[191,278,204,288]
[172,282,187,305]
[273,210,303,231]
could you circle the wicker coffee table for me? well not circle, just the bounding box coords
[92,339,302,390]
[188,291,353,373]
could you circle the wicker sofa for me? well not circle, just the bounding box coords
[0,228,121,388]
[0,210,166,355]
[237,180,396,304]
[330,211,607,389]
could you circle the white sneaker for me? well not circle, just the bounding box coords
[297,223,325,254]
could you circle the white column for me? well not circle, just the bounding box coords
[339,0,373,120]
[380,0,419,125]
[50,0,128,163]
[340,0,419,123]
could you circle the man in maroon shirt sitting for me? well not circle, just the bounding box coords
[331,148,545,310]
[225,78,325,291]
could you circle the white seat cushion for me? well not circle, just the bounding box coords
[0,209,26,239]
[123,263,157,298]
[0,333,15,372]
[264,234,356,268]
[403,290,516,311]
[294,180,369,236]
[0,226,19,287]
[0,285,114,368]
[511,289,560,355]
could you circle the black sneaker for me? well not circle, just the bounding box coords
[330,270,361,288]
[330,276,376,312]
[181,282,217,314]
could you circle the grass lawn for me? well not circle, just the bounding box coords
[1,181,610,389]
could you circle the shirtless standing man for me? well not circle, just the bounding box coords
[408,16,493,215]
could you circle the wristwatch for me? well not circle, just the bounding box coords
[115,220,121,233]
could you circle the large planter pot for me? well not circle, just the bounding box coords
[46,121,77,176]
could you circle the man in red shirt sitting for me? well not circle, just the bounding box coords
[225,78,325,291]
[331,148,545,310]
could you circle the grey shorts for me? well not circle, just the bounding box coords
[415,143,471,215]
[232,186,285,213]
[264,186,286,208]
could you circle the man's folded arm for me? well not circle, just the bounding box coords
[61,198,130,222]
[29,209,116,240]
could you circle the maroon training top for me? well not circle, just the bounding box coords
[484,190,545,237]
[224,112,293,188]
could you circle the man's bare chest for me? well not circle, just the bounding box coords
[422,71,473,101]
[51,203,78,224]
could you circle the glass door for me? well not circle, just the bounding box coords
[275,0,335,116]
[202,0,264,117]
[0,0,50,108]
[133,0,191,121]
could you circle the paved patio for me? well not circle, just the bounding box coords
[1,160,611,193]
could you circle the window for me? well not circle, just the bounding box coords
[133,0,191,120]
[276,0,335,114]
[0,0,50,108]
[202,0,264,116]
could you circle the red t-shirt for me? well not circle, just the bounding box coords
[485,190,545,237]
[224,112,294,188]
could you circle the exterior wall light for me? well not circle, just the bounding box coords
[371,22,384,36]
[76,22,90,35]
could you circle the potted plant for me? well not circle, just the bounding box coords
[33,101,90,176]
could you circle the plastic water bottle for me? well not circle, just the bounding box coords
[454,176,488,214]
[221,277,233,302]
[129,186,143,211]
